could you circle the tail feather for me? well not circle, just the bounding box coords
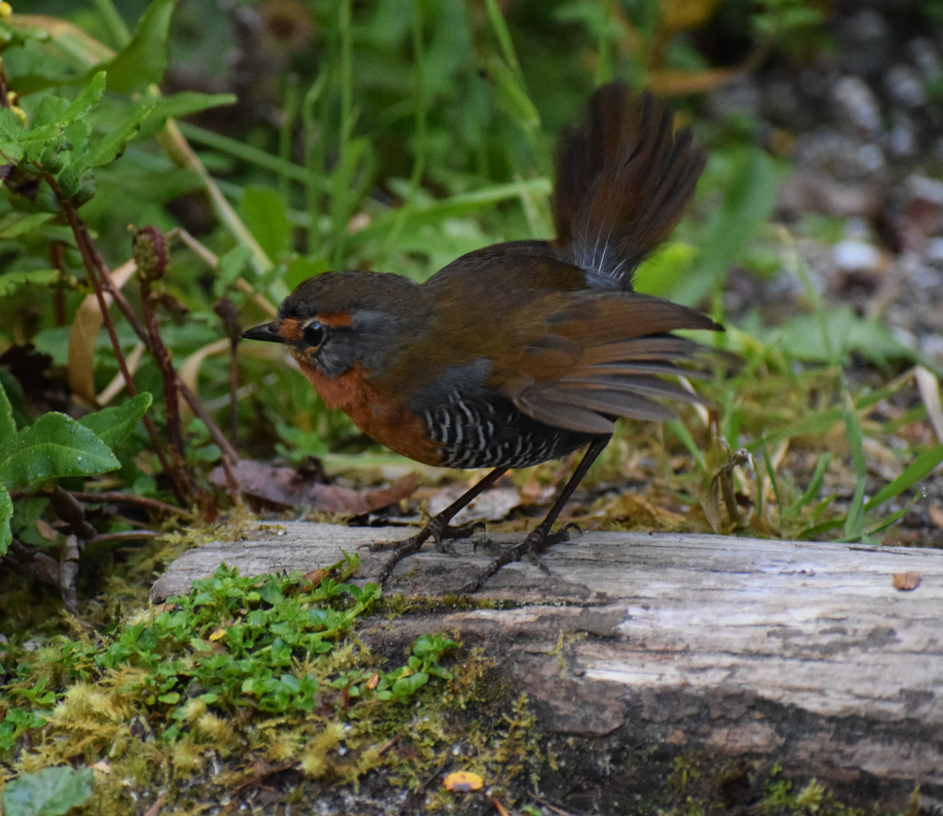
[553,83,705,290]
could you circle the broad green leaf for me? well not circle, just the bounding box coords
[1,766,93,816]
[0,269,59,297]
[767,308,914,367]
[0,376,15,444]
[96,0,176,94]
[78,392,153,449]
[0,488,11,557]
[0,412,120,491]
[242,186,293,261]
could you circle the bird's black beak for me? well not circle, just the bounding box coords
[242,322,284,343]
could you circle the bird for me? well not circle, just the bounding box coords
[242,82,721,591]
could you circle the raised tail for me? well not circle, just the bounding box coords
[553,83,705,291]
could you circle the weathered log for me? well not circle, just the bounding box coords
[152,523,943,810]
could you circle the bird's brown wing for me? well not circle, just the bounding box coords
[492,291,721,434]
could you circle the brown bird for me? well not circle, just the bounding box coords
[243,82,720,591]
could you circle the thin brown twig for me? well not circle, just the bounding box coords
[88,530,161,545]
[67,491,195,519]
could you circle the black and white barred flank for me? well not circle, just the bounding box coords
[420,390,596,470]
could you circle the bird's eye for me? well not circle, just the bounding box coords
[302,320,325,348]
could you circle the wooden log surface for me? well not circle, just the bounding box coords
[152,523,943,809]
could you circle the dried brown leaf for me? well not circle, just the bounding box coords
[892,571,921,591]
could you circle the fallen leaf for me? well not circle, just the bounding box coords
[35,519,59,541]
[301,567,332,588]
[443,771,484,792]
[209,460,418,514]
[892,571,921,591]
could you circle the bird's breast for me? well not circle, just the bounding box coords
[295,358,444,467]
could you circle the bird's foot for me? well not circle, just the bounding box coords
[368,518,487,585]
[460,522,581,593]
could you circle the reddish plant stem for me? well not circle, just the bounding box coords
[49,241,66,326]
[138,275,201,502]
[177,380,241,501]
[42,170,189,504]
[43,173,242,507]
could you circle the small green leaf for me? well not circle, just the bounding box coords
[78,392,153,449]
[0,412,120,491]
[392,671,429,699]
[1,766,93,816]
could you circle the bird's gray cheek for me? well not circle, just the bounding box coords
[314,342,356,378]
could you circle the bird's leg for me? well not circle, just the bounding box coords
[371,467,509,584]
[462,437,610,593]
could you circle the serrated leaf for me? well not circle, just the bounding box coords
[1,766,93,816]
[0,488,11,556]
[58,96,157,196]
[97,0,176,94]
[79,392,153,449]
[22,72,106,163]
[0,412,120,491]
[0,107,28,162]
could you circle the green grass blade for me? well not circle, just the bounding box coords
[864,443,943,512]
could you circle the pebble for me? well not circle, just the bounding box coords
[833,76,883,136]
[833,238,881,272]
[884,64,927,108]
[906,174,943,206]
[925,237,943,263]
[906,38,942,82]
